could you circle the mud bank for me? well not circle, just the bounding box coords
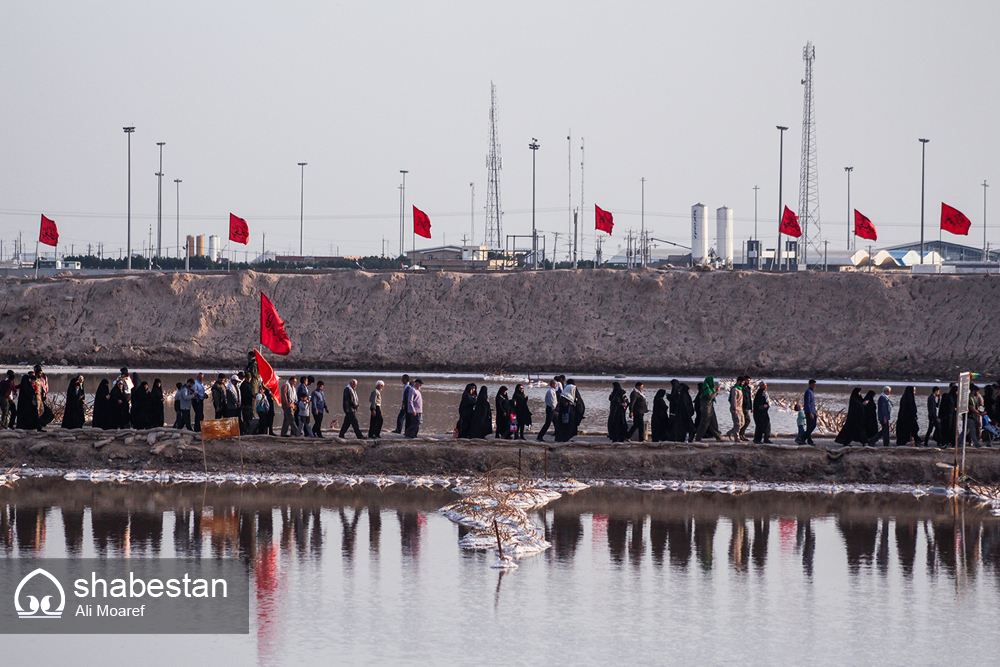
[1,428,996,485]
[0,268,997,378]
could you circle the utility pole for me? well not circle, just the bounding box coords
[775,126,788,271]
[640,177,646,267]
[174,179,181,259]
[984,180,990,257]
[529,138,540,269]
[298,162,307,256]
[573,209,578,269]
[123,126,135,270]
[469,182,475,245]
[156,141,165,258]
[399,170,408,258]
[753,185,759,240]
[919,138,929,263]
[844,167,853,250]
[579,138,584,269]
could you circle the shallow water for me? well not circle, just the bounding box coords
[1,477,998,666]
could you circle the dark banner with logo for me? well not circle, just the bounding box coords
[0,559,249,634]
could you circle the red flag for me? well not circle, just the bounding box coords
[413,206,431,239]
[779,206,802,238]
[260,291,292,355]
[39,215,58,246]
[854,209,877,241]
[941,203,971,236]
[229,213,249,245]
[254,349,280,404]
[595,205,614,234]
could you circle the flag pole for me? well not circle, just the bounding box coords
[34,239,39,279]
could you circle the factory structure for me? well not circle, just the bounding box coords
[184,234,222,262]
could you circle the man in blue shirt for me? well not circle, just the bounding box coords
[311,381,329,437]
[797,379,818,445]
[868,386,893,447]
[192,372,206,432]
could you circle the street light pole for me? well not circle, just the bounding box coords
[753,185,759,241]
[919,138,929,263]
[156,142,165,259]
[844,167,853,250]
[123,126,135,270]
[399,170,408,259]
[984,180,989,257]
[640,177,646,267]
[297,163,307,256]
[174,179,181,263]
[529,139,540,269]
[775,126,788,271]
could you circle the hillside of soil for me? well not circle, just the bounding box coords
[0,268,996,378]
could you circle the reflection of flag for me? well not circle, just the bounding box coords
[255,349,280,403]
[260,291,292,355]
[595,205,614,234]
[229,213,249,244]
[39,215,59,246]
[941,203,971,236]
[779,206,801,237]
[854,210,877,241]
[413,206,431,239]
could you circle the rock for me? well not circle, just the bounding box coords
[150,442,173,455]
[28,443,48,454]
[93,438,113,449]
[124,436,135,445]
[0,431,23,439]
[147,433,157,446]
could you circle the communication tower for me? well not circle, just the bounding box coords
[797,41,822,267]
[484,83,503,251]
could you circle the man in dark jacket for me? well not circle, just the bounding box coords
[311,381,329,438]
[627,381,648,442]
[339,379,364,439]
[239,372,255,435]
[868,386,892,447]
[924,386,940,446]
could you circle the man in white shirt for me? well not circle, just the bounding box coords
[192,372,206,432]
[537,379,558,442]
[405,379,423,438]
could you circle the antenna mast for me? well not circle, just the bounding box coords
[798,41,822,268]
[484,83,503,252]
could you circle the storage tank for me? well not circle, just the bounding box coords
[208,235,221,262]
[196,235,206,257]
[691,204,708,264]
[716,206,733,267]
[186,235,196,258]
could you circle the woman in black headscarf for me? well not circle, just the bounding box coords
[939,385,957,447]
[835,388,867,446]
[650,389,669,442]
[15,373,39,431]
[752,382,772,444]
[92,379,113,429]
[130,381,151,430]
[896,386,920,446]
[862,390,879,441]
[149,379,165,428]
[495,386,512,439]
[666,380,681,441]
[470,385,493,439]
[608,382,629,442]
[110,379,128,429]
[512,384,531,440]
[457,383,477,438]
[672,384,695,442]
[61,376,86,429]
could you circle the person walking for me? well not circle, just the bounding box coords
[512,384,532,440]
[727,377,745,442]
[470,385,492,438]
[868,386,892,447]
[537,380,558,442]
[405,379,423,438]
[239,372,255,435]
[312,381,329,437]
[752,382,772,444]
[149,378,165,428]
[799,379,818,445]
[834,388,867,446]
[962,384,985,448]
[650,389,669,442]
[281,376,298,437]
[339,379,364,439]
[296,376,313,437]
[896,386,921,446]
[626,382,648,442]
[607,382,629,442]
[495,386,512,439]
[694,376,723,442]
[740,376,753,442]
[938,384,958,447]
[457,383,477,438]
[368,380,384,438]
[0,370,16,428]
[211,374,227,420]
[393,374,411,434]
[225,375,242,422]
[192,372,206,432]
[61,376,86,430]
[175,378,196,431]
[924,387,941,446]
[255,385,271,434]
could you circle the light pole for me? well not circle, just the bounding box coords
[919,138,929,263]
[399,170,408,259]
[844,167,853,250]
[174,179,181,263]
[296,163,307,256]
[123,126,135,270]
[529,138,539,269]
[156,142,165,259]
[753,185,759,240]
[640,177,646,267]
[775,126,788,271]
[470,182,475,245]
[984,180,989,257]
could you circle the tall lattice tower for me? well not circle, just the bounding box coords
[484,83,503,251]
[797,41,822,267]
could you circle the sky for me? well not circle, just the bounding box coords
[2,0,998,262]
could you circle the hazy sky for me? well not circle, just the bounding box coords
[2,1,998,261]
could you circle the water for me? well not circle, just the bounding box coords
[18,367,946,437]
[2,477,998,666]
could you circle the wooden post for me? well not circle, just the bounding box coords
[493,519,504,560]
[544,449,548,480]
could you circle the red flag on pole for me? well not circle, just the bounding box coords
[254,349,281,404]
[854,210,877,241]
[260,291,292,355]
[229,213,249,244]
[413,206,431,239]
[779,206,802,238]
[39,215,58,246]
[941,203,971,236]
[595,205,614,234]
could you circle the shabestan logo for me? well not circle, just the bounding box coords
[14,568,66,619]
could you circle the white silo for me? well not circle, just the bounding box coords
[691,204,708,264]
[208,235,221,262]
[716,206,733,267]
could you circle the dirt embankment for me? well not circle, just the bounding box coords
[0,428,994,486]
[0,268,996,378]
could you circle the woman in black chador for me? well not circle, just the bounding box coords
[672,384,696,442]
[92,379,113,430]
[895,386,920,446]
[130,381,151,430]
[512,384,532,440]
[752,382,772,444]
[61,376,86,429]
[835,388,867,446]
[495,386,512,439]
[650,389,669,442]
[470,385,493,439]
[457,383,477,438]
[149,379,165,428]
[15,373,39,431]
[110,379,129,429]
[862,390,879,441]
[607,382,629,442]
[938,385,958,447]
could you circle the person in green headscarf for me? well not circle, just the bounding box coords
[695,375,723,442]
